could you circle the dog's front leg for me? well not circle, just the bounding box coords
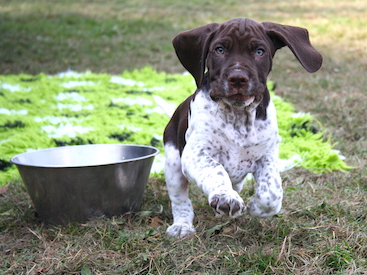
[248,153,283,217]
[181,143,246,218]
[165,144,196,238]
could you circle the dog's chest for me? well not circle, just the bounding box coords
[185,91,279,182]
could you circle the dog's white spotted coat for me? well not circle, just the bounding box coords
[165,90,283,237]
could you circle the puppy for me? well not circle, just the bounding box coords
[163,18,322,237]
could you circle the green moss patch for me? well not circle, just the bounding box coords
[0,67,351,185]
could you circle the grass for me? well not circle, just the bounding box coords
[1,0,367,274]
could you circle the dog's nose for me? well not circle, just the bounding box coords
[227,72,249,88]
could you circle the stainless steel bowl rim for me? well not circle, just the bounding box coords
[10,144,159,168]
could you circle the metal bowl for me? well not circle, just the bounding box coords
[11,144,159,225]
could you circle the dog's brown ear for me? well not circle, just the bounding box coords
[262,22,323,73]
[172,23,219,88]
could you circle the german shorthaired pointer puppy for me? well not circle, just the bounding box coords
[164,18,322,237]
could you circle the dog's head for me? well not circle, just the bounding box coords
[172,18,322,108]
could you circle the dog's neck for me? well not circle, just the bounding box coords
[215,99,257,131]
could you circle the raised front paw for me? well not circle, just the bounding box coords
[166,222,196,238]
[209,191,245,218]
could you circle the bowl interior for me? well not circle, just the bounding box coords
[11,144,159,168]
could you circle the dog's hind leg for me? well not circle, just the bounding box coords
[164,144,196,238]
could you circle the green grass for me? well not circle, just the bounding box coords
[1,0,367,274]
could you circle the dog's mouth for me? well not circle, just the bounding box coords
[228,94,254,102]
[224,94,256,107]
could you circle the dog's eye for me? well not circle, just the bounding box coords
[255,48,265,56]
[215,47,225,54]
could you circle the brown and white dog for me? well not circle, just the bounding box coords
[163,18,322,237]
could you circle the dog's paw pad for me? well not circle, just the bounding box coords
[209,192,245,218]
[166,223,196,238]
